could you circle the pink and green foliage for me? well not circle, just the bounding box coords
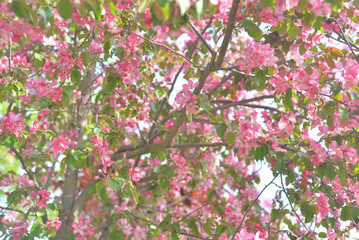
[2,0,359,239]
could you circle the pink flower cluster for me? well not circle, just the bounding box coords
[92,136,114,173]
[315,192,330,218]
[237,41,278,73]
[89,40,104,54]
[31,189,51,209]
[52,136,70,157]
[9,220,28,240]
[2,112,25,138]
[175,79,198,109]
[46,217,61,232]
[309,140,326,166]
[71,214,95,240]
[25,77,63,102]
[15,174,34,187]
[292,70,321,99]
[127,167,140,183]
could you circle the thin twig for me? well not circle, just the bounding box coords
[128,31,201,71]
[188,18,215,56]
[12,148,41,190]
[321,178,359,230]
[230,174,278,240]
[44,154,60,190]
[329,17,359,62]
[178,203,208,223]
[280,173,309,231]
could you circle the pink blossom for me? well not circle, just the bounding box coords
[327,227,337,240]
[46,217,62,232]
[2,112,26,138]
[15,175,34,186]
[32,189,51,209]
[89,40,104,54]
[71,213,95,240]
[315,193,330,217]
[9,220,28,240]
[52,136,69,154]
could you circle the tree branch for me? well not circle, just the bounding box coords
[280,173,309,232]
[12,148,41,190]
[231,174,278,240]
[55,64,96,239]
[129,31,201,71]
[169,142,227,149]
[216,0,241,67]
[329,17,359,63]
[188,18,215,56]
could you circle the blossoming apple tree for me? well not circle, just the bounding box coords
[1,0,359,239]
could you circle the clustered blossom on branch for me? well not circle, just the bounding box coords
[1,0,359,239]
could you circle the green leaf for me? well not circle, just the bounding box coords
[297,0,308,9]
[288,25,300,41]
[160,178,170,194]
[303,11,315,27]
[107,178,120,193]
[65,154,78,169]
[7,190,22,206]
[325,55,336,69]
[203,219,213,235]
[283,88,295,111]
[99,185,107,201]
[95,181,106,193]
[57,0,73,20]
[188,218,199,236]
[326,164,336,180]
[317,164,326,177]
[215,124,227,139]
[338,107,349,124]
[131,187,140,204]
[199,99,211,113]
[322,101,337,118]
[38,7,53,21]
[62,86,74,98]
[313,16,323,31]
[4,135,17,149]
[260,0,275,8]
[255,145,268,160]
[341,205,352,221]
[275,160,286,173]
[139,0,154,14]
[171,231,179,240]
[318,232,327,238]
[12,0,29,19]
[71,70,82,83]
[243,20,262,42]
[300,204,316,223]
[215,224,226,236]
[255,71,267,90]
[337,166,347,186]
[225,132,236,146]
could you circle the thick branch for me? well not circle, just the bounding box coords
[55,65,96,239]
[216,0,241,67]
[169,142,227,149]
